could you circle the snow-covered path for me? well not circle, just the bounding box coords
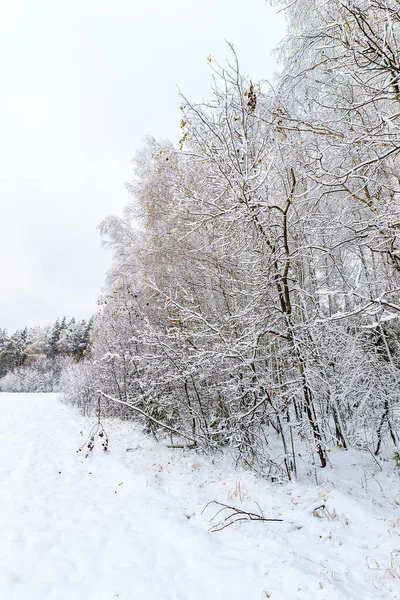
[1,393,399,600]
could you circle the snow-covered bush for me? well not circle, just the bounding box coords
[59,360,97,416]
[0,357,70,393]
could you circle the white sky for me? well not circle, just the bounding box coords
[0,0,286,332]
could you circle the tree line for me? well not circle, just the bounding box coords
[0,318,92,392]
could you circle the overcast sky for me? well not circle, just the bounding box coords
[1,0,286,332]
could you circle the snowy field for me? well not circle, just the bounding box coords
[0,393,399,600]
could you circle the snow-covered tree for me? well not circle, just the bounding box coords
[64,4,400,478]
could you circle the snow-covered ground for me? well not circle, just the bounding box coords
[0,393,399,600]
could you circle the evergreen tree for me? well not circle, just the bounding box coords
[47,319,61,358]
[0,330,12,378]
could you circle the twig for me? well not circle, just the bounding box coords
[77,396,109,458]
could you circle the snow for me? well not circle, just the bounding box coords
[1,393,400,600]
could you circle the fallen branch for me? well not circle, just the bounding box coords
[202,500,284,532]
[166,443,198,449]
[97,390,196,444]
